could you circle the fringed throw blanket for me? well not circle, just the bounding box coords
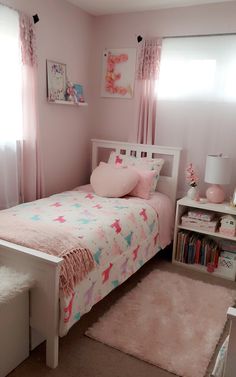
[0,216,94,297]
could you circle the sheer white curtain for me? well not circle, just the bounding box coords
[19,13,44,203]
[0,5,22,209]
[156,35,236,196]
[0,5,44,209]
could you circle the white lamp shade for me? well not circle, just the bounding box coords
[204,155,231,185]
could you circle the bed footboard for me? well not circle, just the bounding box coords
[0,240,63,368]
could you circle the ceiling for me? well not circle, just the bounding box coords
[66,0,234,16]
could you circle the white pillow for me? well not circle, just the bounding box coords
[90,162,139,198]
[108,151,164,191]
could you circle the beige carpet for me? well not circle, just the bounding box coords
[8,258,236,377]
[86,269,235,377]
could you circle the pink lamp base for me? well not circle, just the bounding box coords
[206,184,225,203]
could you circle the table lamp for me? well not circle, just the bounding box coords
[204,154,231,203]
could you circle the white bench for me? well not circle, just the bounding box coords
[0,267,34,377]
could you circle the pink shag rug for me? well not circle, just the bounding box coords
[86,269,236,377]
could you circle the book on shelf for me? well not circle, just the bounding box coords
[73,83,85,103]
[176,231,220,267]
[220,239,236,253]
[220,251,236,260]
[195,239,201,264]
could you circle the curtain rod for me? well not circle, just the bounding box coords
[163,32,236,39]
[136,32,236,43]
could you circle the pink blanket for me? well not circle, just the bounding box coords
[0,217,94,296]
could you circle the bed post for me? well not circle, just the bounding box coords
[45,264,61,368]
[223,307,236,377]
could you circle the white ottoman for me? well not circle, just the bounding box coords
[0,267,34,377]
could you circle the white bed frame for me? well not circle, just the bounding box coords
[0,139,181,369]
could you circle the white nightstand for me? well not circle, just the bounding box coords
[173,197,236,281]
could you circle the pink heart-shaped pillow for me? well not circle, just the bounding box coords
[90,162,139,198]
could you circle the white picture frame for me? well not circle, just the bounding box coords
[101,48,136,99]
[46,60,67,102]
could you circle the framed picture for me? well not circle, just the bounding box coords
[46,60,67,101]
[232,188,236,207]
[73,83,84,103]
[101,48,136,99]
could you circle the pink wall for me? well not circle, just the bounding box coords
[2,0,236,199]
[91,2,236,198]
[2,0,94,196]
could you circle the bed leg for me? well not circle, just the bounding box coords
[45,266,61,369]
[46,335,59,368]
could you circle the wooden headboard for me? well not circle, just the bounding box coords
[91,139,182,205]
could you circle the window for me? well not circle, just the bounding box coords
[0,5,22,141]
[0,4,23,209]
[158,35,236,102]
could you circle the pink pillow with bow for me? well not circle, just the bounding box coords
[90,162,139,198]
[129,168,156,200]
